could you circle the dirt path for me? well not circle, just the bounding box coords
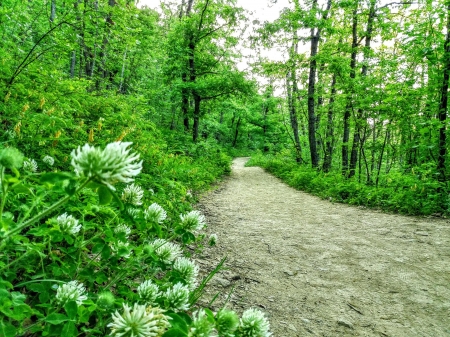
[195,157,450,337]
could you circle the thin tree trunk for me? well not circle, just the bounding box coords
[70,51,76,78]
[349,0,376,178]
[323,73,336,172]
[437,2,450,182]
[181,0,194,131]
[50,0,56,22]
[232,117,241,147]
[118,49,127,93]
[288,32,303,163]
[342,6,358,176]
[192,93,201,142]
[306,0,331,168]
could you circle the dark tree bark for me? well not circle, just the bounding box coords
[232,116,241,147]
[323,73,336,172]
[180,0,194,130]
[348,0,376,178]
[342,5,358,176]
[437,2,450,182]
[287,33,303,163]
[306,0,332,168]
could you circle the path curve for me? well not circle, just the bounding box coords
[196,158,450,337]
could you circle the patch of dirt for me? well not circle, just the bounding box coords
[195,157,450,336]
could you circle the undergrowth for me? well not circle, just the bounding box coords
[247,151,449,216]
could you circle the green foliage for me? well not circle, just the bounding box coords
[248,152,448,216]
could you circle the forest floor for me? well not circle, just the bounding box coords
[194,157,450,337]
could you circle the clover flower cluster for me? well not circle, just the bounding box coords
[111,241,132,259]
[173,257,199,290]
[43,155,55,166]
[115,224,132,238]
[55,280,88,306]
[137,280,160,305]
[185,308,270,337]
[148,238,181,264]
[122,183,144,205]
[237,308,271,337]
[55,213,81,235]
[23,159,38,172]
[180,210,206,232]
[5,130,15,139]
[127,208,141,219]
[71,142,142,190]
[188,309,213,337]
[0,147,23,169]
[108,303,170,337]
[144,203,167,224]
[215,309,239,337]
[208,233,218,246]
[163,282,190,312]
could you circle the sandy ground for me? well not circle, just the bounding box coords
[195,157,450,337]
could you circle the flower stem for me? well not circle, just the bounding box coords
[3,178,92,239]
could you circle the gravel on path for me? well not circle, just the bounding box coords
[196,157,450,337]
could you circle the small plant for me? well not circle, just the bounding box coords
[0,143,272,337]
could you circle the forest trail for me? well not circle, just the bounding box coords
[196,158,450,337]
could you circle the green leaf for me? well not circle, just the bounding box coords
[182,231,195,244]
[162,328,188,337]
[26,283,45,293]
[0,321,17,337]
[98,185,113,205]
[45,313,69,325]
[166,312,189,333]
[61,321,77,336]
[40,172,73,184]
[64,301,78,320]
[92,238,106,254]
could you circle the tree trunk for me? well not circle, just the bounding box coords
[50,0,56,22]
[306,0,331,168]
[192,93,201,142]
[437,2,450,182]
[323,73,336,172]
[70,51,76,78]
[232,116,241,147]
[349,0,376,178]
[307,25,319,168]
[342,6,358,176]
[288,33,303,163]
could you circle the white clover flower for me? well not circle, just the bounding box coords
[5,130,15,139]
[43,155,55,166]
[163,282,190,312]
[23,159,38,172]
[180,210,206,232]
[111,242,132,259]
[127,208,141,219]
[122,183,144,205]
[188,309,214,337]
[173,257,199,290]
[216,309,239,337]
[137,280,160,305]
[55,280,88,306]
[208,234,218,246]
[71,142,142,190]
[148,188,155,195]
[144,203,167,224]
[108,303,171,337]
[55,213,81,235]
[148,238,182,264]
[114,224,132,238]
[238,309,271,337]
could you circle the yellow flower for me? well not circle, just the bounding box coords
[88,128,94,142]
